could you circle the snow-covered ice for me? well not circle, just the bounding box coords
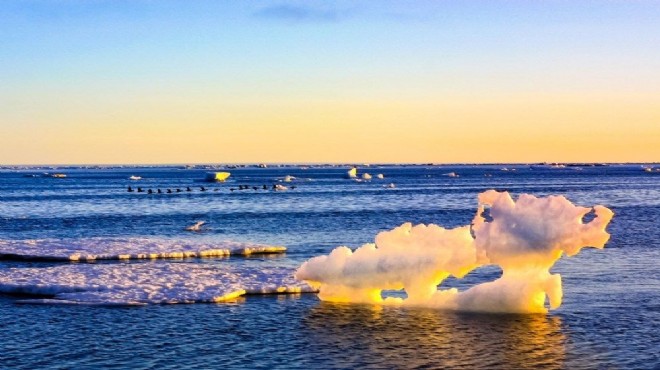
[0,262,315,305]
[0,238,286,262]
[296,190,614,313]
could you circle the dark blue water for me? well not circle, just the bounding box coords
[1,164,658,369]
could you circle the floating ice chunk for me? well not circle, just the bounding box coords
[0,263,316,305]
[205,172,231,182]
[296,223,478,304]
[296,190,613,314]
[0,238,286,262]
[376,174,384,179]
[362,173,372,180]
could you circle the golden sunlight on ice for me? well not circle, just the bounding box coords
[295,190,614,314]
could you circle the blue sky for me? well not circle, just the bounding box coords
[1,1,658,164]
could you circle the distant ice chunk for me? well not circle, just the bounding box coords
[0,263,316,305]
[0,238,286,262]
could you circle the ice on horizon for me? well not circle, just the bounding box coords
[295,190,614,314]
[0,262,315,305]
[0,238,286,262]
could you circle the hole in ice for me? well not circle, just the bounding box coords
[582,210,596,223]
[381,290,407,301]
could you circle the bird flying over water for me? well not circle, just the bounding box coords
[185,221,206,232]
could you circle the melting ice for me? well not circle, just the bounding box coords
[0,238,286,262]
[295,190,614,313]
[0,263,315,305]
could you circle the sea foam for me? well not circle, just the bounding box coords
[295,190,614,313]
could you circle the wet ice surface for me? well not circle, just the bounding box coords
[0,238,286,261]
[0,262,315,305]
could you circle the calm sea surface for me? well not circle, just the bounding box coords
[0,164,658,369]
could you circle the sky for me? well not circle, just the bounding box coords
[1,0,658,165]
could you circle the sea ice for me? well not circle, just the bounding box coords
[0,262,315,305]
[0,238,286,262]
[296,190,614,313]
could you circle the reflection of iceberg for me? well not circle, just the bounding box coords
[205,172,231,182]
[345,167,357,179]
[0,238,286,262]
[296,190,614,313]
[0,263,316,305]
[303,303,566,369]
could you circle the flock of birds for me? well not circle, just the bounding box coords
[127,184,296,194]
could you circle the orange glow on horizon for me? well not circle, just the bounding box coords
[1,93,658,165]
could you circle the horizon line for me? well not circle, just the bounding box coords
[1,161,658,168]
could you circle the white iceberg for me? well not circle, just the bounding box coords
[296,190,614,314]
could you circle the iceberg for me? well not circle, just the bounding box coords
[205,172,231,182]
[296,190,614,313]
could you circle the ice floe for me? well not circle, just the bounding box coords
[0,238,286,262]
[296,190,614,314]
[0,262,315,305]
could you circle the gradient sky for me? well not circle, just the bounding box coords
[1,0,659,164]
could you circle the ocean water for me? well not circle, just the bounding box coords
[0,164,658,369]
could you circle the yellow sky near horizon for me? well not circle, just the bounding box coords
[1,92,658,165]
